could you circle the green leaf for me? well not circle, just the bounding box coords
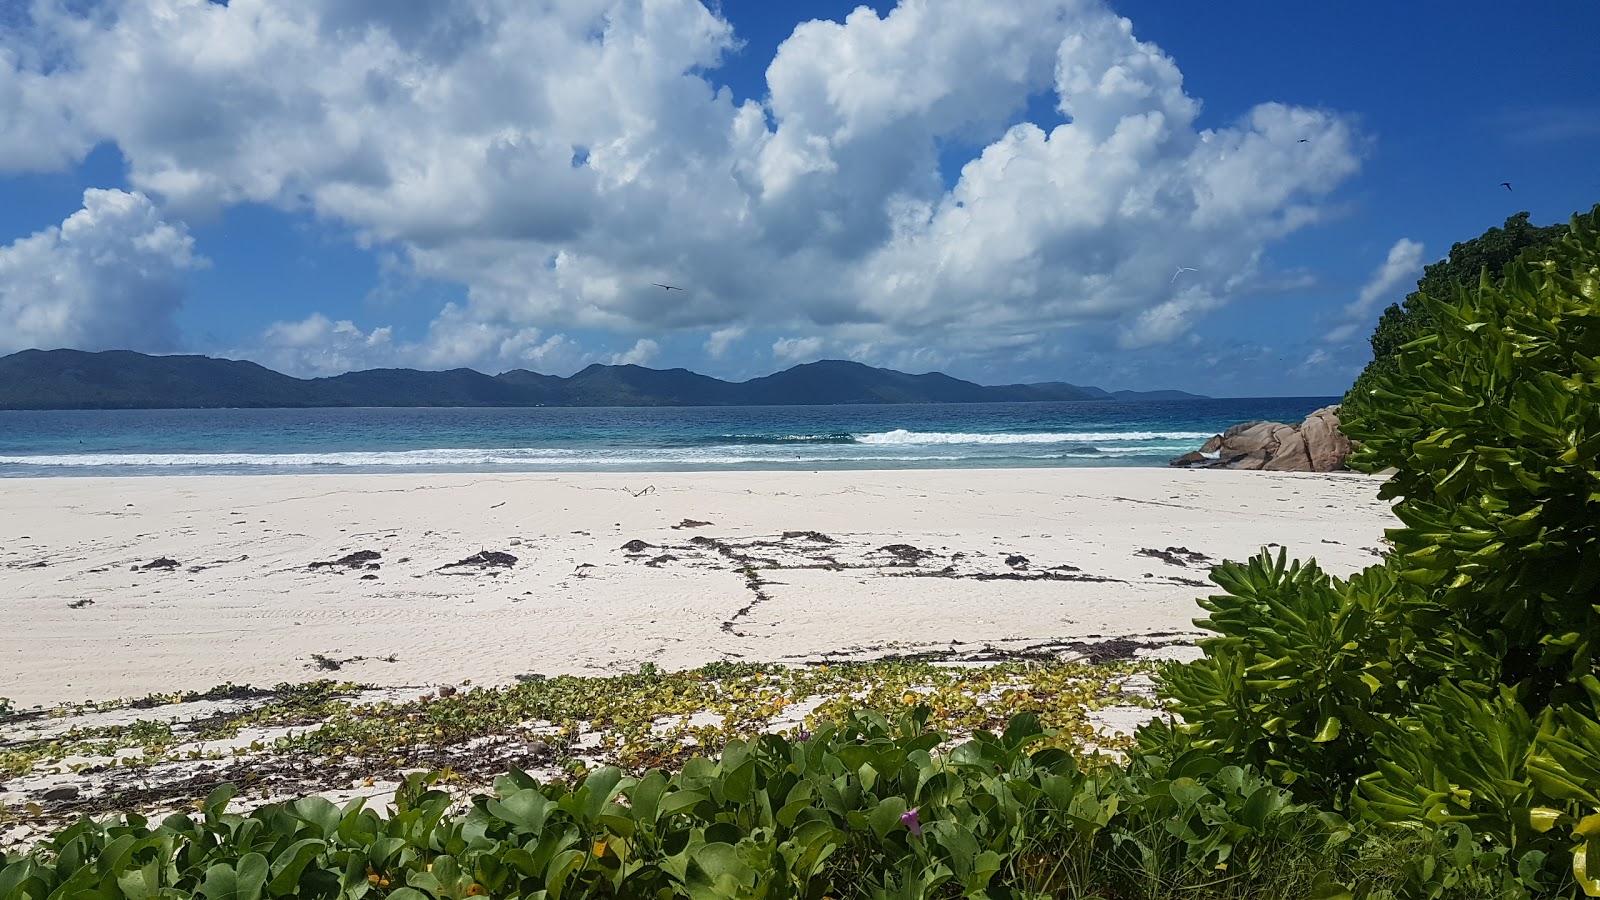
[1577,842,1600,897]
[1519,849,1549,889]
[656,790,709,819]
[721,760,756,804]
[487,789,551,833]
[867,796,909,839]
[1577,813,1600,839]
[266,839,325,896]
[203,784,238,823]
[1169,777,1209,809]
[234,853,269,900]
[1530,807,1566,833]
[544,848,586,900]
[200,863,240,900]
[1312,716,1342,743]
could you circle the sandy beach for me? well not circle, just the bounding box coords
[1,468,1394,708]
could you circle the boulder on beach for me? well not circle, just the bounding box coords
[1171,405,1352,473]
[1300,406,1353,471]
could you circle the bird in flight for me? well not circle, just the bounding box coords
[1172,266,1197,283]
[651,283,684,291]
[1297,138,1309,143]
[1501,182,1513,192]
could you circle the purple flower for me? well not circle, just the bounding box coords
[797,729,813,742]
[900,807,922,837]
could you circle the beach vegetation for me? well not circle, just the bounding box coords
[1154,205,1600,896]
[1347,210,1572,408]
[3,708,1370,899]
[0,661,1151,787]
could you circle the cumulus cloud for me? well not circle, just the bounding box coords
[0,189,203,355]
[1118,290,1223,349]
[609,338,660,366]
[703,325,746,360]
[255,314,395,377]
[1,0,1366,374]
[1326,238,1425,344]
[773,336,826,364]
[251,309,585,377]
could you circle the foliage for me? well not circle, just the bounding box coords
[1348,211,1572,407]
[1150,551,1493,809]
[2,709,1359,900]
[1150,206,1600,897]
[1343,210,1600,892]
[0,661,1149,791]
[1344,205,1600,691]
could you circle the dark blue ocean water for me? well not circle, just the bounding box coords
[0,399,1339,476]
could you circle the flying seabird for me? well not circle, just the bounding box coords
[1501,182,1513,192]
[1297,138,1309,143]
[1172,266,1197,283]
[651,283,684,291]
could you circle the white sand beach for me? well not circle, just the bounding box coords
[0,468,1395,708]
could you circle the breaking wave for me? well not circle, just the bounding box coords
[854,429,1215,445]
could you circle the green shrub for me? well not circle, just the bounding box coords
[1,710,1354,900]
[1347,211,1572,409]
[1152,205,1600,898]
[1146,551,1495,809]
[1344,205,1600,694]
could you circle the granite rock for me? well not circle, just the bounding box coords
[1171,405,1351,472]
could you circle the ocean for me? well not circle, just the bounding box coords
[0,398,1339,477]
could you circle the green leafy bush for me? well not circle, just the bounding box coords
[1150,552,1492,809]
[2,709,1355,900]
[1151,205,1600,898]
[1347,208,1600,897]
[1347,211,1572,408]
[1344,206,1600,692]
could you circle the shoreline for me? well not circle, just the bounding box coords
[1,468,1394,709]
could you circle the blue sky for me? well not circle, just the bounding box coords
[1,0,1596,397]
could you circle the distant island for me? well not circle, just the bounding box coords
[0,349,1209,410]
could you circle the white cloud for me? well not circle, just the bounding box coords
[773,335,825,363]
[1326,238,1424,343]
[256,314,394,377]
[252,309,587,377]
[703,325,746,359]
[1118,290,1223,349]
[0,189,203,355]
[1355,239,1426,315]
[609,338,660,366]
[1,0,1367,375]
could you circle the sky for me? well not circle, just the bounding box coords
[1,1,1596,397]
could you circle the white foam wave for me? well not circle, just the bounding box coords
[854,429,1214,445]
[0,449,578,467]
[0,450,1079,469]
[0,439,1195,470]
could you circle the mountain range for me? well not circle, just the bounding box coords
[0,349,1207,410]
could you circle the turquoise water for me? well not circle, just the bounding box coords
[0,399,1339,476]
